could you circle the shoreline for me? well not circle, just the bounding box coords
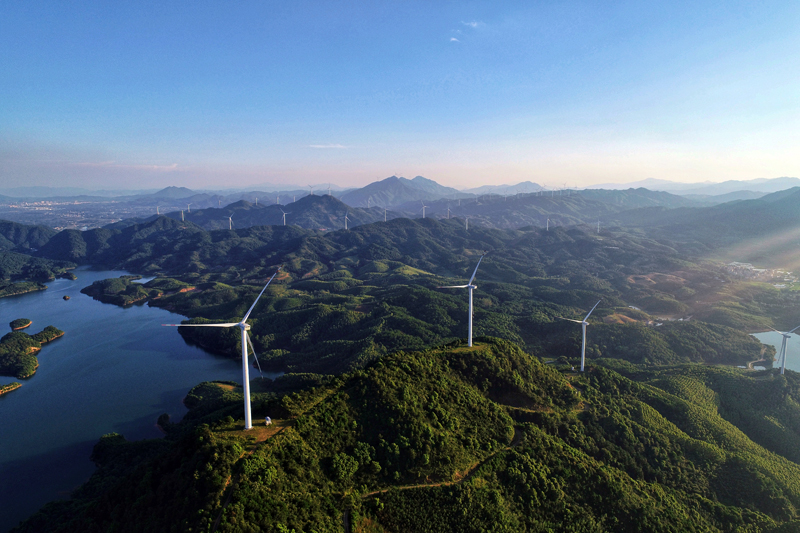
[0,382,22,396]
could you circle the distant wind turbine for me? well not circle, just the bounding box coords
[770,324,800,375]
[328,184,332,196]
[558,300,602,372]
[344,212,350,230]
[597,220,600,234]
[276,195,280,205]
[156,206,160,215]
[547,218,550,231]
[384,207,387,222]
[280,209,290,226]
[421,200,428,219]
[437,254,486,347]
[465,217,469,230]
[187,203,191,213]
[181,210,184,222]
[163,268,281,430]
[308,185,314,196]
[255,197,258,205]
[447,207,451,219]
[228,215,233,230]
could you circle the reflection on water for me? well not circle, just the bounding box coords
[0,267,281,532]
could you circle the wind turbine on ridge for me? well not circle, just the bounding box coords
[769,324,800,375]
[421,200,428,219]
[228,215,234,230]
[280,208,290,226]
[437,253,486,347]
[163,268,281,430]
[344,212,350,230]
[557,300,601,372]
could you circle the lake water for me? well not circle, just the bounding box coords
[0,267,281,532]
[752,331,800,372]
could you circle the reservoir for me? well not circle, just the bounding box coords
[752,331,800,373]
[0,268,282,532]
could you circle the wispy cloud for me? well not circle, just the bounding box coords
[72,161,179,171]
[309,144,347,149]
[450,37,460,42]
[461,20,483,28]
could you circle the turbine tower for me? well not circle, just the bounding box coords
[421,200,428,219]
[344,212,350,230]
[187,203,191,213]
[308,185,314,196]
[156,206,160,215]
[280,209,289,226]
[228,215,233,230]
[558,300,602,372]
[437,254,486,347]
[770,324,800,375]
[181,210,184,222]
[163,268,281,430]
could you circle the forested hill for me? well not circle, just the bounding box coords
[15,339,800,532]
[38,214,791,374]
[611,187,800,269]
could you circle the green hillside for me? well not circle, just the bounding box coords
[14,339,800,532]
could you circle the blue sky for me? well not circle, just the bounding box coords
[1,1,798,190]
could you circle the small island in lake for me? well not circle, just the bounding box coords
[0,325,65,379]
[10,318,32,331]
[0,382,21,396]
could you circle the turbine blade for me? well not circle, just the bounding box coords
[241,268,281,322]
[788,324,800,334]
[245,332,264,379]
[162,323,239,327]
[557,317,584,324]
[768,327,783,334]
[467,255,484,285]
[437,285,470,289]
[583,299,602,321]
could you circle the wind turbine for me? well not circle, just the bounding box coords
[280,209,290,226]
[770,324,800,375]
[163,268,281,430]
[187,203,192,213]
[328,184,332,196]
[384,207,387,222]
[437,254,486,347]
[421,200,428,219]
[308,185,314,196]
[181,210,184,222]
[557,300,601,372]
[597,220,600,234]
[344,212,350,230]
[276,195,280,205]
[255,197,258,206]
[156,206,160,215]
[465,217,469,230]
[547,218,550,231]
[228,215,234,230]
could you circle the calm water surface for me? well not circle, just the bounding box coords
[753,331,800,372]
[0,267,280,532]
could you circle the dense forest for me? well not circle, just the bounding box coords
[0,323,64,379]
[14,339,800,532]
[4,201,800,531]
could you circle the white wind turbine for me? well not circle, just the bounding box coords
[280,209,290,226]
[770,324,800,375]
[558,300,601,372]
[156,206,160,215]
[438,254,486,347]
[344,212,350,230]
[421,200,428,219]
[308,185,314,196]
[228,215,234,230]
[163,268,281,430]
[187,203,192,213]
